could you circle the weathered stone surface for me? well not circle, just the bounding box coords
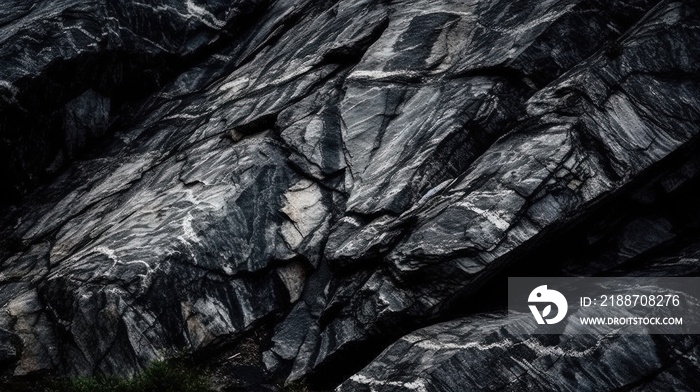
[0,0,270,204]
[0,0,699,390]
[339,175,700,391]
[0,0,389,378]
[338,312,700,392]
[269,0,700,383]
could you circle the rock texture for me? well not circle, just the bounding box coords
[0,0,699,390]
[340,185,700,391]
[339,313,700,392]
[0,0,268,204]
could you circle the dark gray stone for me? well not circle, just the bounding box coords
[338,313,700,392]
[270,0,700,383]
[0,0,698,390]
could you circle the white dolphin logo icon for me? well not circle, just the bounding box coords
[528,285,568,325]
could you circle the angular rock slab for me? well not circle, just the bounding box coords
[338,313,700,392]
[271,0,700,380]
[0,0,698,388]
[0,0,264,202]
[0,0,389,378]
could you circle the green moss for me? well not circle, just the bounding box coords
[48,360,210,392]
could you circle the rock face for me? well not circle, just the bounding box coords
[0,0,699,390]
[0,0,269,205]
[340,193,700,391]
[338,313,700,392]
